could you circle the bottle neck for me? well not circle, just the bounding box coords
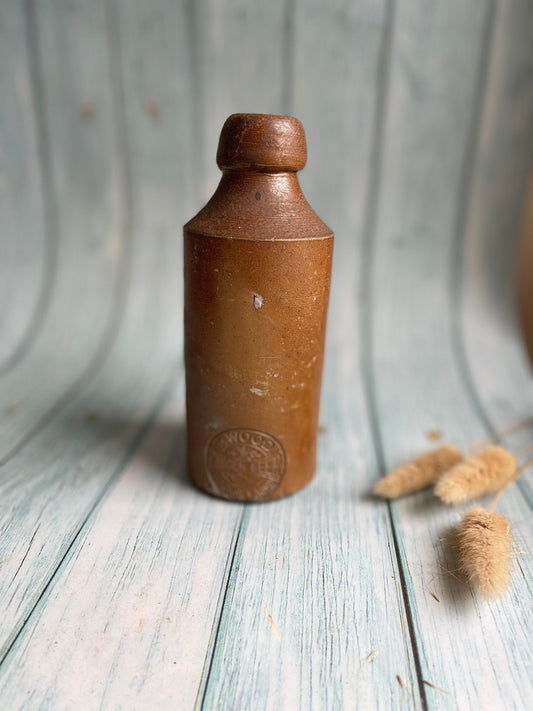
[218,170,302,199]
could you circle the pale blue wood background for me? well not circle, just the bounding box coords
[0,1,532,709]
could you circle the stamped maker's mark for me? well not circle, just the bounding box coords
[206,427,286,500]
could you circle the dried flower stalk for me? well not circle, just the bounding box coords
[454,508,513,599]
[373,446,463,499]
[435,446,516,504]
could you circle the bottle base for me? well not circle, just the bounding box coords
[189,469,315,503]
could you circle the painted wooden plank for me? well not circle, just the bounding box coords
[456,0,533,497]
[0,0,125,461]
[0,2,48,371]
[202,2,425,708]
[0,3,300,707]
[0,2,272,705]
[368,1,533,709]
[0,2,531,710]
[202,358,422,710]
[0,0,195,668]
[0,376,245,710]
[114,0,199,227]
[193,0,289,200]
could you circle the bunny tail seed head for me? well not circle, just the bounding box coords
[434,446,516,504]
[373,445,463,499]
[454,508,513,600]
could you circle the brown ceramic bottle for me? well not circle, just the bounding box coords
[519,181,533,367]
[184,113,333,501]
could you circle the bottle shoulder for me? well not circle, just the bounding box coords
[184,172,333,241]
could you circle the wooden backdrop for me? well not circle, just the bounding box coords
[1,1,532,709]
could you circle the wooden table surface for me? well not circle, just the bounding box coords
[1,1,532,709]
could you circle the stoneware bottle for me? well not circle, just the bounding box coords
[184,113,333,501]
[518,178,533,368]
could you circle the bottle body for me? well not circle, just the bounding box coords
[184,115,333,501]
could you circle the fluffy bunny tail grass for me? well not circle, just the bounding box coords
[373,446,463,499]
[455,508,513,600]
[435,446,516,504]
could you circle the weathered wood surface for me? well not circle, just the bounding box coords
[0,1,47,373]
[0,1,532,709]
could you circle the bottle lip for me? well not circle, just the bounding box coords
[216,113,307,172]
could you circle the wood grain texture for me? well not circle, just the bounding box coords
[201,2,424,708]
[0,378,245,710]
[0,0,192,669]
[192,0,289,200]
[0,0,126,463]
[368,1,533,709]
[0,0,532,709]
[0,2,48,372]
[456,0,533,498]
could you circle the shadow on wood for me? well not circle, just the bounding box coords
[51,398,194,493]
